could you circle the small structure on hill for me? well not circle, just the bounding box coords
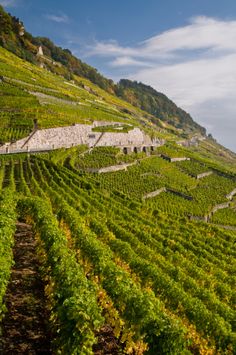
[19,22,25,36]
[37,46,44,57]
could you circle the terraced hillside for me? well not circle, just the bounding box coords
[0,4,208,136]
[0,46,173,145]
[0,11,236,353]
[0,149,235,354]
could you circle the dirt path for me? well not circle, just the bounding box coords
[0,222,52,354]
[93,325,120,354]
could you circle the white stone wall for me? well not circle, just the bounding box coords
[2,124,94,152]
[143,188,166,199]
[211,202,230,214]
[84,162,137,174]
[170,157,190,162]
[96,127,152,147]
[0,122,158,154]
[196,171,212,179]
[226,188,236,200]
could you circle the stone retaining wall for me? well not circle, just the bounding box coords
[143,188,166,200]
[96,127,153,147]
[189,215,208,223]
[170,157,190,162]
[211,202,230,214]
[196,171,213,179]
[226,188,236,200]
[166,188,193,201]
[190,201,231,223]
[161,154,190,162]
[84,162,136,174]
[143,187,193,201]
[0,122,161,154]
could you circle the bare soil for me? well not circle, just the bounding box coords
[93,324,121,355]
[0,222,52,354]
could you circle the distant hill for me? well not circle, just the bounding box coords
[116,79,206,135]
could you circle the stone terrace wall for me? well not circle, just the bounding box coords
[0,122,159,154]
[170,157,190,162]
[196,171,212,179]
[85,162,136,174]
[0,124,93,153]
[143,188,166,199]
[96,127,152,147]
[211,202,230,214]
[226,188,236,200]
[161,155,190,162]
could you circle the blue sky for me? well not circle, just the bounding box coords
[1,0,236,152]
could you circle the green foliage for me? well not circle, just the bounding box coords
[18,196,104,354]
[175,159,210,177]
[0,6,236,351]
[92,123,133,133]
[0,5,114,93]
[18,155,235,353]
[0,4,209,138]
[49,194,188,354]
[0,188,17,323]
[0,46,151,142]
[116,79,206,135]
[212,208,236,226]
[0,153,235,352]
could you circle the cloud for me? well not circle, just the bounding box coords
[110,56,152,68]
[86,16,236,60]
[133,54,236,108]
[0,0,18,7]
[84,16,236,151]
[45,13,70,24]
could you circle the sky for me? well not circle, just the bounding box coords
[1,0,236,152]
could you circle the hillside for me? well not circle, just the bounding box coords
[0,4,205,135]
[0,5,114,93]
[116,79,206,135]
[0,46,162,144]
[0,147,236,354]
[1,44,235,166]
[0,4,236,355]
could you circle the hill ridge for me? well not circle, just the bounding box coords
[0,4,205,135]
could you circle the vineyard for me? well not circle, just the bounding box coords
[0,46,169,144]
[0,19,236,354]
[174,159,211,177]
[85,154,236,219]
[0,153,235,354]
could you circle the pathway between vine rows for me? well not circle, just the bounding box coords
[0,222,52,354]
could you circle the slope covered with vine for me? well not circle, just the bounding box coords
[0,153,235,354]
